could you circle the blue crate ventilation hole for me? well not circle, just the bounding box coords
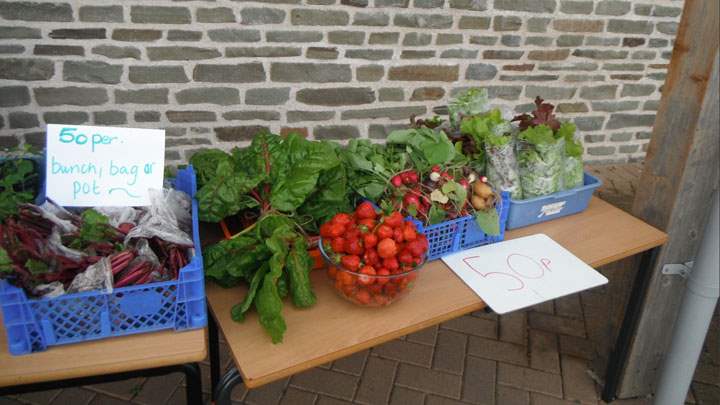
[0,166,206,355]
[409,192,511,261]
[506,172,602,230]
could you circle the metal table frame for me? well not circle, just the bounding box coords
[1,362,203,404]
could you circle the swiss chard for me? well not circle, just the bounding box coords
[192,132,345,343]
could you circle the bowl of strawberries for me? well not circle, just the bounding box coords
[319,201,429,307]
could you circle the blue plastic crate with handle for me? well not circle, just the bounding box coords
[409,192,510,261]
[0,166,206,355]
[506,172,602,230]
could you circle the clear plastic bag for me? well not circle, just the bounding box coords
[95,206,140,228]
[37,200,78,234]
[125,189,193,247]
[35,282,65,298]
[563,155,584,190]
[517,137,565,199]
[67,257,113,294]
[485,140,522,200]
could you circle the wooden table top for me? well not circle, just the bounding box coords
[0,319,206,387]
[206,197,667,388]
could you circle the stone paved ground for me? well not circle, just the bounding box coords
[2,164,718,405]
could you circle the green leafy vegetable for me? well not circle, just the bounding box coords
[24,259,48,275]
[230,263,268,322]
[0,248,13,274]
[474,209,501,236]
[448,88,490,128]
[69,210,118,250]
[386,128,456,173]
[0,158,38,221]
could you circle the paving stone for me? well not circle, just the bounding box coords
[497,385,531,404]
[554,295,584,319]
[441,314,497,339]
[561,355,599,403]
[528,312,587,338]
[87,394,134,405]
[530,329,561,374]
[291,367,358,400]
[431,330,466,375]
[245,378,288,405]
[468,336,528,366]
[499,312,526,345]
[131,372,183,405]
[462,356,496,404]
[316,396,353,405]
[279,387,316,404]
[16,389,60,404]
[355,356,397,404]
[332,349,368,376]
[425,394,468,404]
[558,334,596,361]
[389,386,425,404]
[531,392,583,404]
[497,363,563,398]
[373,339,434,367]
[84,378,145,401]
[406,325,438,345]
[395,363,462,398]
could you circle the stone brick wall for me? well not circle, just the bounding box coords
[0,0,682,164]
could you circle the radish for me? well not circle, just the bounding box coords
[406,171,419,184]
[403,193,420,208]
[391,175,403,187]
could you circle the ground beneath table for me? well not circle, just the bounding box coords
[2,163,718,405]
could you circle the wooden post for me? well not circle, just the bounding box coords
[613,0,720,398]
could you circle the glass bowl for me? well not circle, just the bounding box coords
[319,238,426,307]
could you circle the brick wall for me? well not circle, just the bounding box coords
[0,0,682,164]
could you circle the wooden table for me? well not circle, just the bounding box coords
[206,197,667,403]
[0,319,207,403]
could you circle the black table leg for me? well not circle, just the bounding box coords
[208,308,220,401]
[182,363,202,405]
[214,367,243,405]
[602,248,658,402]
[0,362,203,403]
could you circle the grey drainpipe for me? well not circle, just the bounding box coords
[655,191,719,405]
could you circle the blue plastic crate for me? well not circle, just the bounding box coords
[411,192,510,261]
[506,172,602,230]
[0,166,206,355]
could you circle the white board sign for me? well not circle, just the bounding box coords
[46,124,165,206]
[442,234,608,314]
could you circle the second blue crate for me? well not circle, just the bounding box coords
[411,192,510,261]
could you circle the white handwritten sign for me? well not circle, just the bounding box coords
[45,124,165,206]
[442,234,607,314]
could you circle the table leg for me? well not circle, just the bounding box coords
[182,363,203,405]
[601,248,658,402]
[208,308,220,401]
[214,367,243,405]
